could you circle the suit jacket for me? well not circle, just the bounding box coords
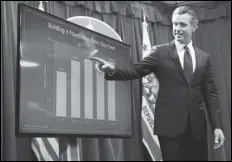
[105,40,222,139]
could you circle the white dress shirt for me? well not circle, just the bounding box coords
[175,40,196,73]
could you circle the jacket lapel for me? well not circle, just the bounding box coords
[168,41,189,84]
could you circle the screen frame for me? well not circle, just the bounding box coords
[16,3,134,138]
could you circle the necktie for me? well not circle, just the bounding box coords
[183,46,193,82]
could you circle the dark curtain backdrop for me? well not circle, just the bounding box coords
[1,1,230,161]
[192,14,231,161]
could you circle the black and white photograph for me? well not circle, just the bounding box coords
[1,1,231,161]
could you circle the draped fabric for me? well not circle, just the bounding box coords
[1,1,230,161]
[1,1,40,161]
[192,15,231,161]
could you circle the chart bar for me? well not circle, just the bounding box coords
[71,60,80,118]
[96,72,105,120]
[108,81,116,121]
[56,71,67,117]
[84,59,93,119]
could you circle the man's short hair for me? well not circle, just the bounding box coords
[173,5,198,27]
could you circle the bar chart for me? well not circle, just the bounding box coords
[52,41,116,121]
[19,5,132,137]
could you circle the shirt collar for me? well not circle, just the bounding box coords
[175,40,193,53]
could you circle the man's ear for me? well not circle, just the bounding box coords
[193,20,199,32]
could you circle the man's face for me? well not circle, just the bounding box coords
[172,13,196,44]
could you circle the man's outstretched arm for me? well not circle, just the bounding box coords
[99,46,160,81]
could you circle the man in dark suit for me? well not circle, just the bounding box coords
[98,5,225,161]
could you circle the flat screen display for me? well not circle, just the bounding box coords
[16,3,133,138]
